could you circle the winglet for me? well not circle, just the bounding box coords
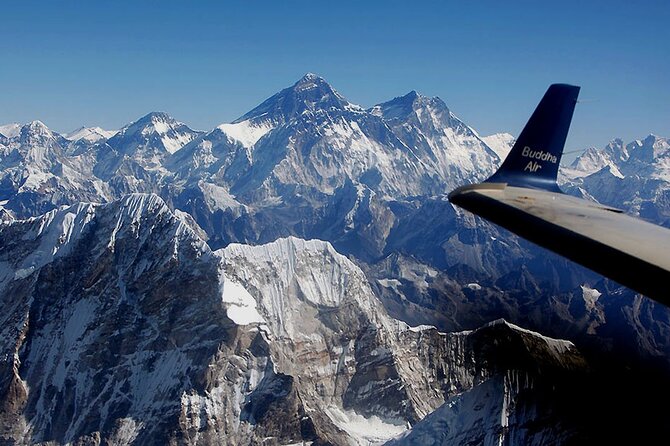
[486,84,580,192]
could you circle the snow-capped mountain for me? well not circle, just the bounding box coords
[1,76,667,295]
[5,120,70,170]
[1,194,639,445]
[89,112,202,196]
[370,91,500,187]
[2,75,503,221]
[104,111,201,162]
[231,72,362,133]
[565,138,628,178]
[566,135,670,181]
[161,75,521,262]
[482,132,515,160]
[63,126,119,158]
[0,120,108,218]
[174,74,495,203]
[64,126,117,143]
[562,134,670,225]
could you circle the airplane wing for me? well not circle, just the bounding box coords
[448,84,670,303]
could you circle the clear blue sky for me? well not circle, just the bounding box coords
[1,0,668,159]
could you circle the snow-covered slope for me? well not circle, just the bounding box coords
[370,91,501,188]
[64,126,117,143]
[0,123,22,139]
[482,132,515,160]
[105,111,201,160]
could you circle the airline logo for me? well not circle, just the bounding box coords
[521,146,557,173]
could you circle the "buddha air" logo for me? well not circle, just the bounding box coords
[521,146,557,172]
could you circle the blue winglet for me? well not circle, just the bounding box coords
[486,84,580,192]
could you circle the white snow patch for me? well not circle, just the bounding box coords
[218,120,274,148]
[109,418,143,444]
[466,283,482,290]
[65,126,117,142]
[131,115,196,154]
[483,133,515,160]
[408,324,436,333]
[199,182,245,211]
[581,285,602,310]
[162,134,193,154]
[324,405,407,445]
[15,203,96,280]
[221,275,265,325]
[377,278,401,288]
[0,123,21,138]
[608,164,625,179]
[18,166,54,191]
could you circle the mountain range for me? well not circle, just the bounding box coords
[1,73,669,444]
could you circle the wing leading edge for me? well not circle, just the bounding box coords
[449,84,670,304]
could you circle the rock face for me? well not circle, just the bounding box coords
[0,195,614,445]
[0,195,230,443]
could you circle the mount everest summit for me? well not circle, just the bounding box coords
[1,74,670,444]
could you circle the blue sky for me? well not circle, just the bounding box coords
[1,0,668,159]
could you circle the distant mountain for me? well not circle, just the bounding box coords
[233,72,362,128]
[88,112,202,197]
[111,111,200,155]
[0,123,21,139]
[174,74,496,202]
[563,134,670,225]
[0,120,108,217]
[64,126,117,143]
[482,132,515,160]
[370,91,500,188]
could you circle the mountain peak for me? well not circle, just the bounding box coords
[628,133,670,162]
[370,91,448,124]
[643,133,660,143]
[117,112,177,136]
[297,72,322,83]
[136,111,173,125]
[233,74,357,125]
[404,90,421,101]
[19,120,57,141]
[110,112,200,155]
[290,72,334,95]
[26,120,50,131]
[482,133,515,160]
[28,119,46,126]
[65,126,117,143]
